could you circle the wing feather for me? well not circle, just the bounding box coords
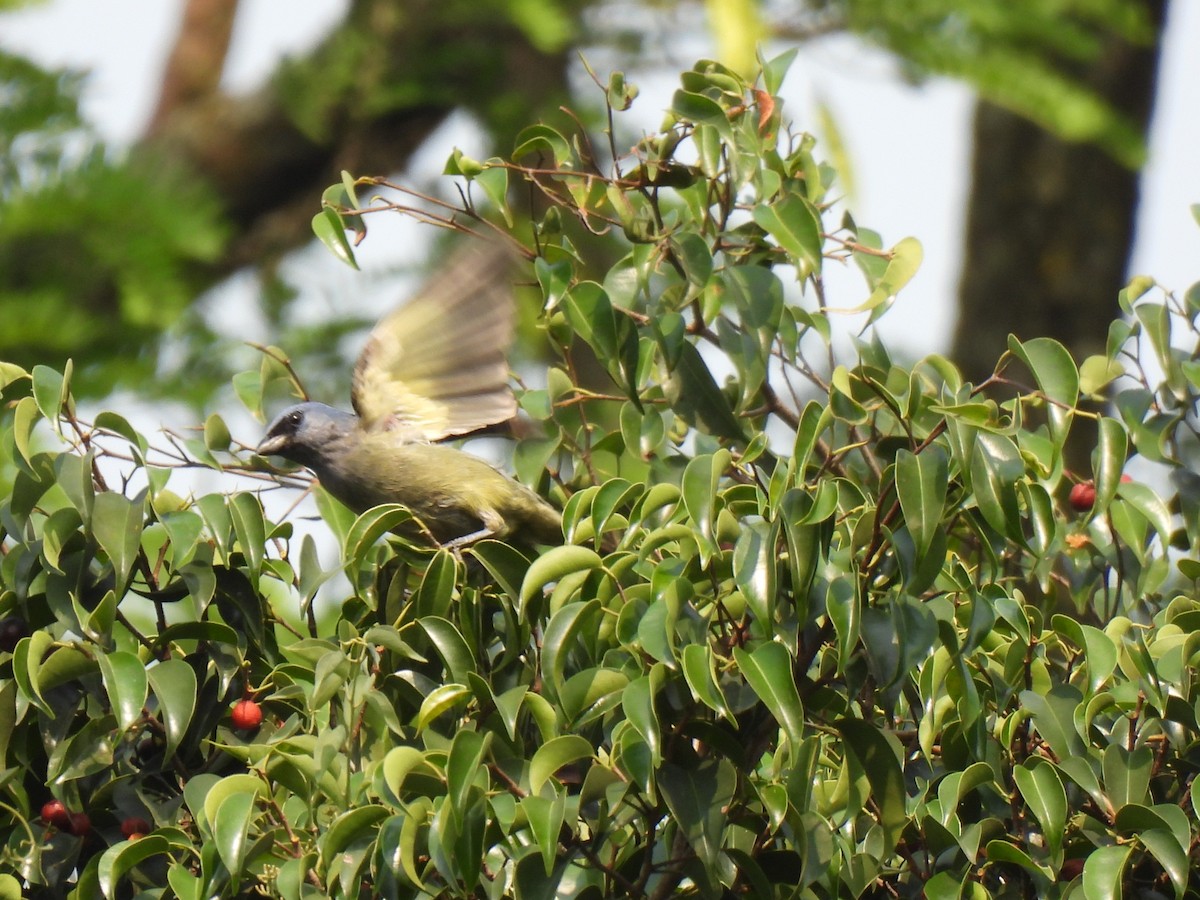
[352,241,519,439]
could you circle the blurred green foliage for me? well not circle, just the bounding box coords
[0,49,228,399]
[2,51,1200,897]
[840,0,1154,166]
[0,0,1156,410]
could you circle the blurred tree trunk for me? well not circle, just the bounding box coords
[951,0,1170,382]
[141,0,575,273]
[147,0,238,133]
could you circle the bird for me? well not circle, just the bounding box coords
[255,241,562,547]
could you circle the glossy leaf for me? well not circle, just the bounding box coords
[98,835,171,899]
[735,643,805,757]
[311,207,359,269]
[147,658,197,761]
[659,759,737,878]
[520,545,603,608]
[1082,844,1132,900]
[836,719,907,853]
[895,446,948,558]
[1013,760,1067,856]
[92,491,145,594]
[530,735,595,793]
[97,651,148,733]
[621,670,663,767]
[752,194,823,273]
[212,790,257,885]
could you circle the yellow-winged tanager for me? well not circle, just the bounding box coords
[256,242,561,547]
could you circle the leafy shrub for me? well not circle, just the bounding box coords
[3,53,1200,899]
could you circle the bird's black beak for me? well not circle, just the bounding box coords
[255,434,290,457]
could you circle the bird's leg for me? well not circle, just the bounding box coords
[442,527,495,550]
[440,507,505,550]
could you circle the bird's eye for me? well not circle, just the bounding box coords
[287,410,303,426]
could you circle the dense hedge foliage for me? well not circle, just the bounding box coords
[3,54,1200,898]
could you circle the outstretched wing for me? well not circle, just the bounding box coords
[351,240,518,440]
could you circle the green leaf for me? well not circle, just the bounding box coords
[985,840,1053,882]
[826,576,860,671]
[1079,354,1124,395]
[312,207,359,269]
[418,616,478,684]
[659,759,737,879]
[96,651,148,733]
[1116,479,1172,546]
[664,340,747,444]
[98,835,170,899]
[540,600,601,704]
[201,773,264,837]
[166,863,202,900]
[203,412,231,451]
[48,713,116,782]
[475,164,512,225]
[732,517,777,625]
[521,793,568,876]
[520,545,603,608]
[229,492,267,584]
[212,790,256,887]
[12,631,54,715]
[836,719,907,854]
[670,231,714,297]
[147,658,197,761]
[561,667,628,724]
[1051,616,1116,693]
[1021,686,1085,760]
[681,644,731,718]
[1009,336,1079,413]
[850,237,923,315]
[92,491,146,595]
[681,449,731,557]
[621,670,663,767]
[1092,417,1128,514]
[31,362,68,433]
[1138,828,1187,900]
[320,805,388,862]
[670,89,731,135]
[1081,844,1132,900]
[447,730,488,827]
[970,432,1024,541]
[760,47,797,95]
[1103,743,1152,810]
[530,734,595,792]
[512,124,573,165]
[735,643,805,759]
[1013,760,1067,856]
[752,194,823,274]
[415,683,471,732]
[469,539,532,603]
[895,446,948,558]
[310,648,350,709]
[530,735,594,793]
[343,504,413,565]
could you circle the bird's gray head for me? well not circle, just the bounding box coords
[256,403,358,470]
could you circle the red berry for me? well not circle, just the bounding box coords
[231,699,263,731]
[121,817,151,838]
[1069,482,1096,512]
[40,799,70,830]
[68,812,91,837]
[1120,474,1133,483]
